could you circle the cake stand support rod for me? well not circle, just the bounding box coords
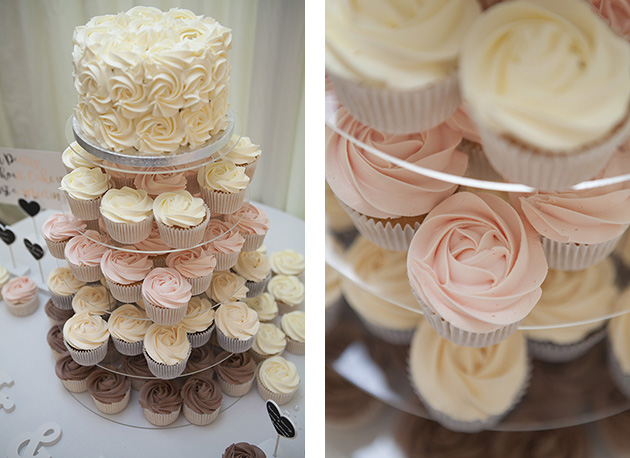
[273,435,280,457]
[31,218,38,240]
[37,259,44,283]
[8,246,15,269]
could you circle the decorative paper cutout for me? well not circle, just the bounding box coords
[17,199,41,218]
[7,422,62,458]
[0,371,14,413]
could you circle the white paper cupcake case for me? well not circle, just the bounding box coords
[106,279,142,303]
[92,390,130,415]
[607,341,630,400]
[187,325,214,348]
[143,346,191,380]
[541,234,623,271]
[61,378,88,393]
[256,371,297,406]
[527,326,607,363]
[111,336,143,356]
[143,297,187,325]
[6,296,39,317]
[340,201,421,252]
[68,261,103,283]
[64,339,108,366]
[357,316,414,346]
[187,274,212,296]
[217,373,255,397]
[474,114,630,191]
[143,407,181,426]
[213,251,240,271]
[45,238,68,259]
[50,293,74,310]
[285,337,305,355]
[104,215,154,245]
[216,327,255,353]
[200,187,246,215]
[328,72,461,134]
[242,232,266,252]
[244,160,258,181]
[183,404,220,426]
[65,192,102,220]
[157,208,210,249]
[245,274,271,298]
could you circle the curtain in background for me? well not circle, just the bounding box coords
[0,0,305,219]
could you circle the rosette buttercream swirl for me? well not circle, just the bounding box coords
[233,251,270,282]
[101,249,152,285]
[215,351,256,384]
[62,141,103,170]
[215,301,259,339]
[281,311,305,343]
[133,167,187,196]
[142,267,192,309]
[42,214,85,242]
[197,161,249,193]
[269,249,305,276]
[181,375,222,414]
[71,285,114,315]
[109,304,151,343]
[55,352,95,381]
[63,311,110,350]
[60,167,110,200]
[153,190,206,228]
[64,230,109,267]
[2,276,37,304]
[144,323,190,365]
[259,356,300,394]
[245,293,278,321]
[139,380,182,414]
[224,135,261,165]
[224,203,269,235]
[252,323,286,356]
[47,267,86,296]
[267,275,304,307]
[204,220,245,253]
[100,187,153,223]
[181,297,215,333]
[210,271,249,303]
[87,369,130,404]
[222,443,266,458]
[165,247,216,278]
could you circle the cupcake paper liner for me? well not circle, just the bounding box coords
[110,176,135,189]
[6,295,39,317]
[64,339,108,366]
[256,370,297,406]
[143,407,181,426]
[111,336,143,356]
[328,72,461,134]
[65,192,102,220]
[50,293,74,310]
[68,261,103,283]
[527,326,607,363]
[151,255,168,268]
[216,327,255,353]
[187,274,212,296]
[244,160,258,181]
[607,340,630,400]
[183,403,220,426]
[143,296,187,326]
[45,238,69,259]
[213,251,239,271]
[474,113,630,191]
[200,187,246,215]
[60,378,89,393]
[284,337,305,356]
[187,325,214,348]
[106,279,142,303]
[143,346,191,380]
[103,215,154,245]
[245,274,271,298]
[358,316,415,346]
[250,349,283,365]
[157,208,210,249]
[217,373,255,397]
[541,234,623,272]
[92,390,130,415]
[242,232,266,252]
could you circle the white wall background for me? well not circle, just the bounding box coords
[0,0,305,218]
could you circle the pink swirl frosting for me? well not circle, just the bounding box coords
[134,222,170,253]
[133,167,187,196]
[41,213,86,242]
[445,104,482,144]
[407,192,547,333]
[166,247,216,278]
[142,267,192,310]
[101,249,153,285]
[204,220,245,254]
[224,203,270,235]
[592,0,630,41]
[64,230,109,267]
[326,109,467,219]
[2,276,37,304]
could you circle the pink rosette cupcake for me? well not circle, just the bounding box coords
[101,248,153,303]
[143,323,191,379]
[407,192,548,347]
[41,213,86,259]
[223,135,262,180]
[215,301,260,353]
[233,251,271,298]
[326,109,467,250]
[197,161,250,214]
[142,268,192,325]
[592,0,630,41]
[223,203,270,252]
[326,0,480,134]
[100,187,154,244]
[60,167,110,220]
[133,166,187,197]
[153,190,210,249]
[204,219,245,271]
[2,276,39,316]
[165,247,216,295]
[64,230,109,282]
[134,222,171,267]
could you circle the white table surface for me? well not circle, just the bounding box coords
[0,203,305,458]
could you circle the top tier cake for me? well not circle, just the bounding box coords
[72,6,232,155]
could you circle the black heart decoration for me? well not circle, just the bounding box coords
[0,224,15,246]
[24,238,44,261]
[266,400,297,439]
[18,199,41,217]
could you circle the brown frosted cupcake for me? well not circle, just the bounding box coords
[87,368,131,414]
[222,443,266,458]
[47,325,66,360]
[181,374,222,426]
[138,379,182,426]
[215,351,256,397]
[120,354,153,391]
[54,352,95,393]
[45,299,74,327]
[185,344,216,377]
[326,367,382,429]
[490,428,589,458]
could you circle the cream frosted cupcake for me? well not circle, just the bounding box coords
[204,219,245,270]
[250,323,287,363]
[101,249,153,303]
[2,276,39,317]
[47,267,86,309]
[139,380,182,426]
[0,265,8,301]
[133,166,187,197]
[460,0,630,191]
[256,355,300,405]
[64,230,109,282]
[215,351,257,397]
[100,187,154,244]
[209,270,249,304]
[180,297,215,348]
[197,160,249,214]
[165,247,216,295]
[142,268,192,325]
[134,222,171,267]
[71,285,115,316]
[63,311,110,366]
[54,352,95,393]
[181,375,222,426]
[153,190,209,249]
[281,311,305,355]
[269,249,304,281]
[223,203,269,252]
[607,288,630,399]
[215,301,260,353]
[326,0,480,133]
[408,322,530,432]
[267,275,304,315]
[233,251,271,297]
[109,304,152,356]
[223,135,262,180]
[60,166,110,220]
[524,260,618,362]
[245,293,278,323]
[143,323,191,379]
[87,368,131,415]
[41,213,86,259]
[62,141,103,172]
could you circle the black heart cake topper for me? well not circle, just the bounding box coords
[18,199,40,217]
[0,224,16,246]
[24,239,44,261]
[266,400,297,439]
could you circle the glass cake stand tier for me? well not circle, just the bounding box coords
[326,304,630,432]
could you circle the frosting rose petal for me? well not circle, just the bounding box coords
[245,293,278,321]
[269,249,304,276]
[215,301,259,339]
[2,276,37,304]
[233,251,270,282]
[144,323,190,365]
[281,311,305,343]
[180,296,215,333]
[210,270,249,303]
[109,303,151,343]
[153,190,206,228]
[258,356,300,394]
[63,311,110,350]
[47,267,86,296]
[64,230,109,267]
[100,187,153,223]
[133,166,187,196]
[60,167,110,200]
[101,249,153,285]
[592,0,630,41]
[223,135,261,165]
[71,285,115,315]
[267,275,304,306]
[204,219,245,253]
[42,213,86,242]
[165,246,216,278]
[252,323,286,356]
[142,267,192,309]
[224,203,269,236]
[197,160,249,193]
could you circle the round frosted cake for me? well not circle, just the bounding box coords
[72,6,232,154]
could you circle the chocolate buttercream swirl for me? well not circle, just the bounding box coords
[121,354,153,378]
[87,369,131,403]
[138,379,182,414]
[325,367,375,421]
[45,299,74,324]
[222,443,266,458]
[181,375,222,414]
[490,427,589,458]
[215,351,255,385]
[55,352,95,381]
[186,345,215,374]
[47,325,66,354]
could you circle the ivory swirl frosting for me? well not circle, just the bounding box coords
[233,251,270,282]
[144,323,191,365]
[197,160,249,193]
[407,192,547,334]
[223,135,261,165]
[210,271,249,303]
[460,0,630,151]
[180,297,215,333]
[269,249,305,276]
[258,356,300,394]
[60,167,110,200]
[42,214,86,242]
[252,323,286,356]
[109,304,152,343]
[142,268,192,310]
[62,141,103,170]
[166,247,216,278]
[101,249,153,285]
[2,276,37,304]
[281,311,305,343]
[215,301,259,340]
[100,187,153,223]
[64,230,109,267]
[71,285,113,315]
[325,0,481,89]
[63,311,110,350]
[153,190,206,228]
[47,267,86,296]
[267,275,304,307]
[245,293,278,322]
[326,109,466,219]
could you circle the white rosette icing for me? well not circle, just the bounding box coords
[233,251,270,282]
[63,311,110,350]
[269,249,304,276]
[196,160,249,193]
[143,323,191,365]
[47,267,86,297]
[101,187,153,223]
[245,293,278,322]
[181,297,215,333]
[153,190,206,228]
[62,141,103,171]
[257,356,300,405]
[210,270,249,303]
[281,311,305,343]
[71,285,114,315]
[60,167,109,200]
[215,301,260,340]
[224,135,261,166]
[109,303,151,343]
[252,323,286,357]
[267,275,304,307]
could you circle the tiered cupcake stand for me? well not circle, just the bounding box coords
[324,87,630,432]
